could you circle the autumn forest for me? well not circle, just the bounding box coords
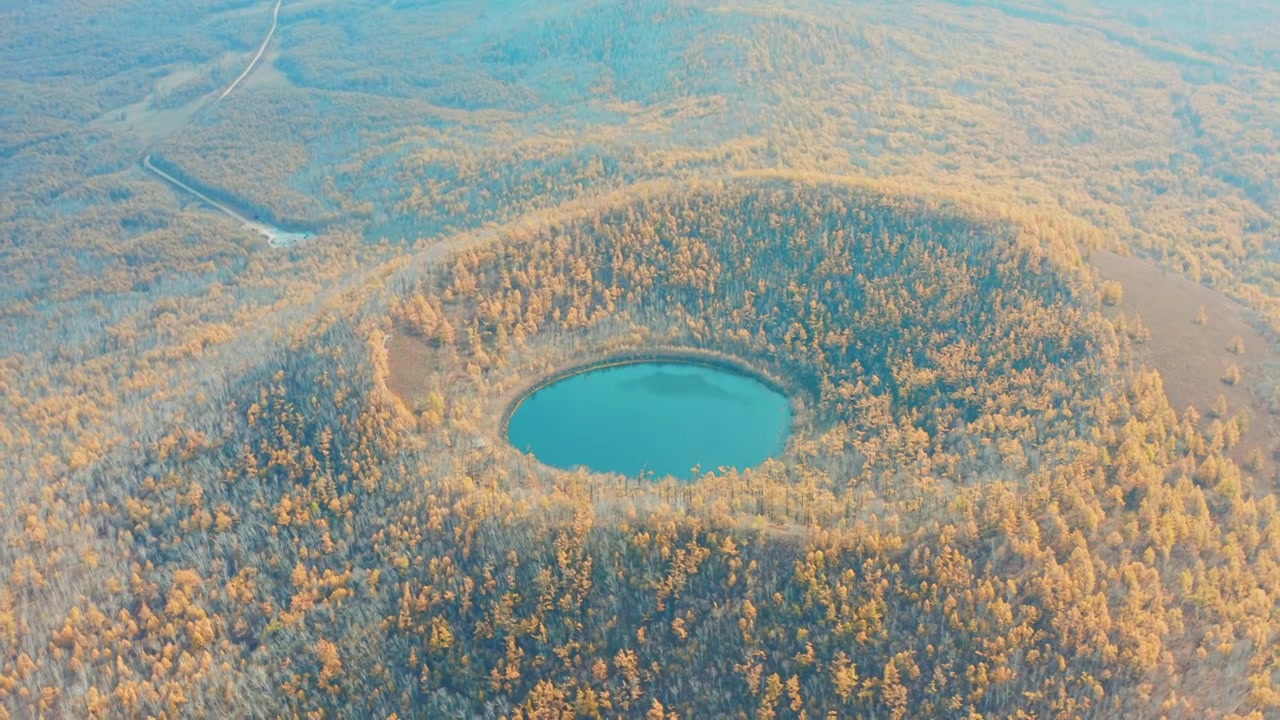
[3,0,1280,718]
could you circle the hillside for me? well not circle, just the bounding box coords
[3,0,1280,717]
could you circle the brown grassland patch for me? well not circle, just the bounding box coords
[1093,249,1280,490]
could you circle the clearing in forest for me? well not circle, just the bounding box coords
[1092,249,1280,490]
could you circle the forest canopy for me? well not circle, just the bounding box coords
[3,0,1280,718]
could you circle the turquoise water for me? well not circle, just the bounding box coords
[507,362,791,479]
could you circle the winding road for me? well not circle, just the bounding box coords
[142,0,313,247]
[143,154,312,247]
[143,155,251,225]
[217,0,283,102]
